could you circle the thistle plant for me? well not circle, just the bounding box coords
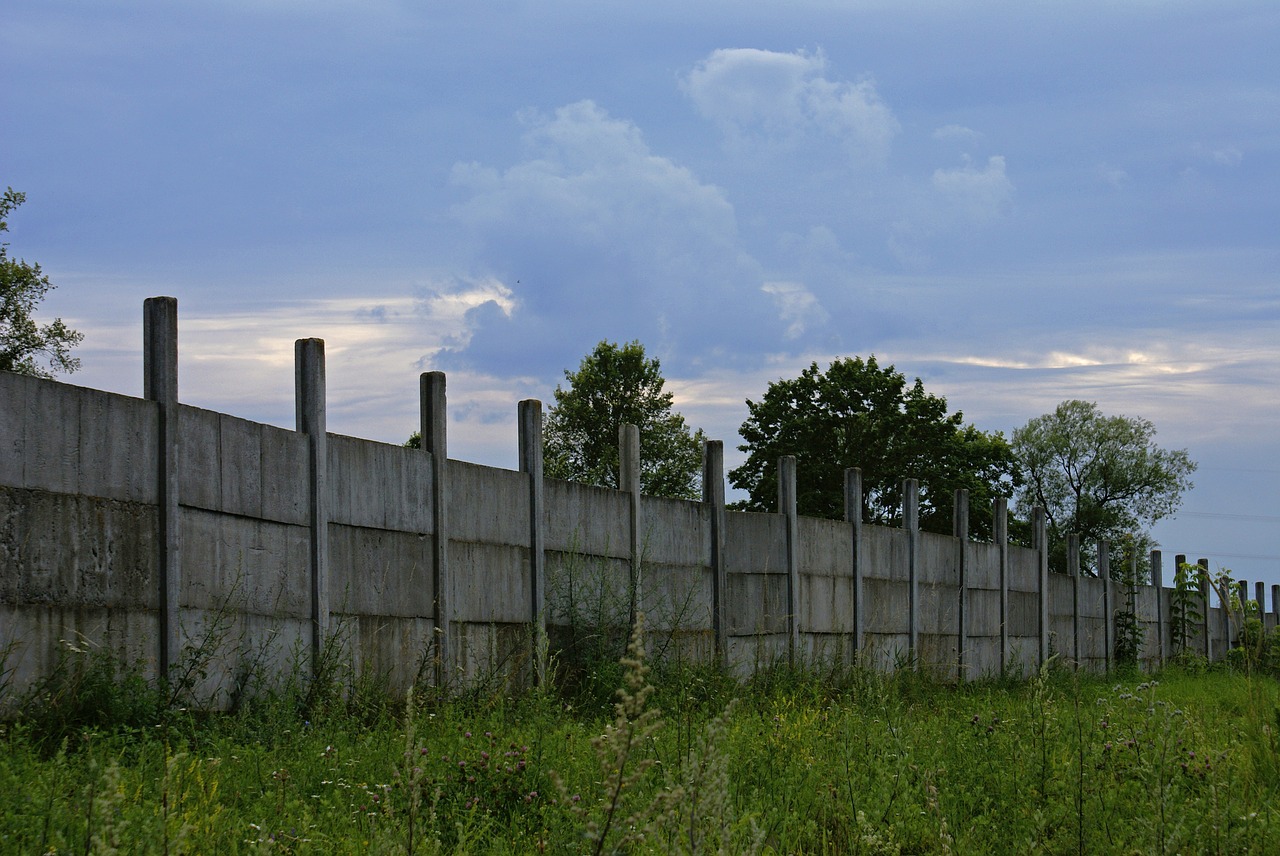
[560,612,680,855]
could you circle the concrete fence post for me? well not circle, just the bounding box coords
[1034,506,1049,666]
[994,498,1009,674]
[295,338,329,676]
[778,456,800,665]
[954,488,969,682]
[1224,575,1237,648]
[1099,540,1112,672]
[844,468,864,659]
[620,424,641,629]
[703,440,728,668]
[421,372,450,686]
[1256,581,1266,617]
[903,478,919,669]
[143,297,181,679]
[1067,534,1081,668]
[1198,558,1212,661]
[1237,580,1249,613]
[519,399,546,685]
[1272,584,1279,630]
[1151,550,1165,668]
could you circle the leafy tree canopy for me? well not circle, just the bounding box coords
[544,340,706,499]
[1011,399,1196,574]
[1,188,82,378]
[730,356,1018,538]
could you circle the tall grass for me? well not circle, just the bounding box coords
[2,627,1279,854]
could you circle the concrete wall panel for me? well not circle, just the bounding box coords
[1008,590,1039,638]
[863,577,909,634]
[863,526,908,582]
[79,387,157,504]
[724,511,786,575]
[180,508,309,618]
[544,552,632,625]
[966,589,1001,636]
[0,604,161,706]
[329,434,432,532]
[641,563,713,632]
[921,580,959,635]
[966,542,1002,589]
[328,523,433,617]
[640,497,708,566]
[725,572,787,634]
[450,540,529,623]
[919,532,959,585]
[1007,546,1039,592]
[544,479,630,558]
[1,488,158,609]
[798,517,852,578]
[1,374,157,503]
[449,461,529,546]
[727,633,787,674]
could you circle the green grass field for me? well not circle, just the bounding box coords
[3,633,1279,854]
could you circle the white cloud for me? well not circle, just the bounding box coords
[761,281,829,339]
[1097,163,1131,188]
[447,100,773,372]
[931,155,1014,221]
[682,48,899,162]
[932,124,982,145]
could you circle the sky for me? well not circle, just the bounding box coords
[4,0,1279,593]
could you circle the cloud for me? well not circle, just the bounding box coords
[761,281,829,339]
[931,155,1014,222]
[682,48,899,163]
[932,124,982,145]
[1192,143,1243,167]
[446,100,782,374]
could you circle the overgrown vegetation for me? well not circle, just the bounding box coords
[4,608,1280,854]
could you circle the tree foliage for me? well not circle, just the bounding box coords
[729,356,1018,538]
[1011,399,1196,574]
[1,188,82,378]
[544,340,706,499]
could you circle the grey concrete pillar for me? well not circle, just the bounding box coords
[620,424,641,628]
[954,488,969,682]
[1099,540,1112,671]
[844,468,864,659]
[519,399,546,685]
[1034,506,1049,666]
[295,338,329,674]
[420,372,450,685]
[778,456,800,665]
[1237,580,1249,614]
[1272,584,1279,630]
[993,498,1009,674]
[1256,581,1266,616]
[143,297,181,679]
[1067,534,1081,669]
[1151,550,1165,668]
[1197,558,1211,662]
[703,440,727,667]
[903,479,919,669]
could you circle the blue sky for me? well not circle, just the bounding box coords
[5,0,1279,591]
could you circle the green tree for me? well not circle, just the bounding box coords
[544,340,706,499]
[1,188,82,378]
[1010,399,1196,575]
[730,356,1018,538]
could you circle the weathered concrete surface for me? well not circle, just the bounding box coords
[2,372,158,503]
[1,362,1234,701]
[1,488,157,609]
[327,434,432,532]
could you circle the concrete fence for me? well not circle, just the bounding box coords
[3,297,1278,707]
